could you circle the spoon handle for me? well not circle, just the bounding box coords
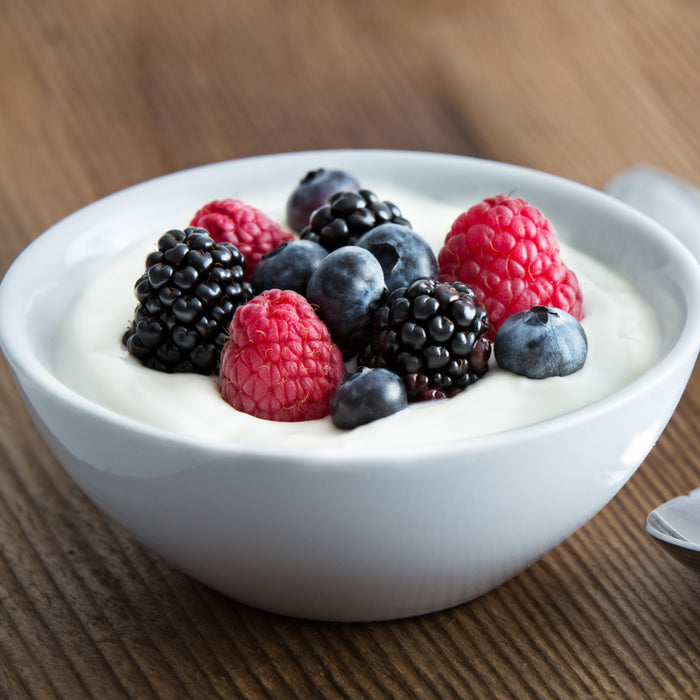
[605,165,700,263]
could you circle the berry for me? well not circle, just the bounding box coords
[286,168,361,233]
[251,239,328,296]
[494,305,588,379]
[301,189,411,251]
[438,194,583,340]
[356,223,438,292]
[306,247,387,356]
[219,289,345,422]
[123,227,253,374]
[190,199,294,280]
[330,367,408,429]
[359,278,491,402]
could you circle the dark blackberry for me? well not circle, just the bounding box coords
[358,278,491,402]
[122,227,254,374]
[300,188,411,251]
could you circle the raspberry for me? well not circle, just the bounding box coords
[220,289,345,422]
[437,194,583,340]
[190,199,294,280]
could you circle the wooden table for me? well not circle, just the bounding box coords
[1,1,699,697]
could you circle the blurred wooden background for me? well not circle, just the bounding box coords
[1,0,699,697]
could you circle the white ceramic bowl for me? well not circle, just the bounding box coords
[2,150,700,622]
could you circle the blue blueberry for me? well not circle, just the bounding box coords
[494,306,588,379]
[306,246,387,356]
[251,240,328,295]
[286,168,361,233]
[330,367,408,429]
[356,223,438,292]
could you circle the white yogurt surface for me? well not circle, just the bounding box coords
[52,186,660,448]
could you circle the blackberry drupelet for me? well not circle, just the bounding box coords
[300,189,411,251]
[123,227,254,374]
[358,278,491,402]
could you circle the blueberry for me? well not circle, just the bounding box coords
[494,305,588,379]
[306,246,387,356]
[251,240,328,295]
[356,223,438,292]
[286,168,361,233]
[330,367,408,429]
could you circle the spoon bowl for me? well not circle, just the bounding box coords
[646,488,700,572]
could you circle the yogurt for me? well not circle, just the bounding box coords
[52,186,660,449]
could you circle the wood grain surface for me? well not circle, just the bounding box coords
[1,1,699,698]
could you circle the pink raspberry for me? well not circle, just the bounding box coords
[438,194,583,340]
[190,199,294,280]
[220,289,345,422]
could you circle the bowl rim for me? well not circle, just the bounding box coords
[2,148,700,464]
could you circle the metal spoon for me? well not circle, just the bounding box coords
[605,164,700,262]
[605,166,700,572]
[645,489,700,572]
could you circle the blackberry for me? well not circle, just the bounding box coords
[300,188,411,251]
[358,278,491,402]
[123,227,254,374]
